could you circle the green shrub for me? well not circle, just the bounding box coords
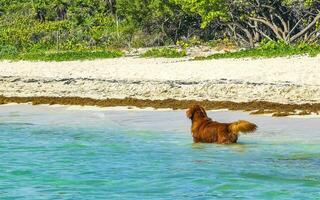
[176,36,202,49]
[142,48,187,58]
[207,38,236,50]
[1,50,124,61]
[196,40,320,60]
[0,45,18,56]
[258,39,288,50]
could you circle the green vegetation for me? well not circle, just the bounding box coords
[0,50,124,62]
[196,40,320,60]
[174,0,320,48]
[142,48,186,58]
[0,0,207,60]
[0,0,320,60]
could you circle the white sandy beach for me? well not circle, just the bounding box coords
[1,56,320,104]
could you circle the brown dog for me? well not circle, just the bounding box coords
[186,105,257,144]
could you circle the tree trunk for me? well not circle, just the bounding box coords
[289,14,320,43]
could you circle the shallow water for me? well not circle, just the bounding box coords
[0,105,319,200]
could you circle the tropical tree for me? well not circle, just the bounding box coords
[174,0,320,47]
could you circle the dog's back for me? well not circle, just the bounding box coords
[192,119,237,143]
[187,105,257,144]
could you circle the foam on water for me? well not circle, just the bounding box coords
[0,105,319,199]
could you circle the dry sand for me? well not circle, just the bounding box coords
[0,56,320,115]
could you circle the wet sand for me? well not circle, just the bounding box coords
[1,96,319,116]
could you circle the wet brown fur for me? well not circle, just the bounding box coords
[186,105,257,144]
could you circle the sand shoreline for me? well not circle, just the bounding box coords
[1,56,320,115]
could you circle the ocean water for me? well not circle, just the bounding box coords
[0,104,319,200]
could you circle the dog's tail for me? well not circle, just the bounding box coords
[228,120,257,135]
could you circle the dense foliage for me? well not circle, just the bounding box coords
[175,0,320,47]
[0,0,319,57]
[0,0,210,53]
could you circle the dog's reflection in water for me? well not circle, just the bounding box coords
[191,141,256,153]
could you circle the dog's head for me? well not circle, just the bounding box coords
[186,104,208,120]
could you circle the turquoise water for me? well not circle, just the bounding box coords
[0,105,320,199]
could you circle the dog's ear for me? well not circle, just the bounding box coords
[186,110,193,118]
[186,105,195,118]
[199,106,208,117]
